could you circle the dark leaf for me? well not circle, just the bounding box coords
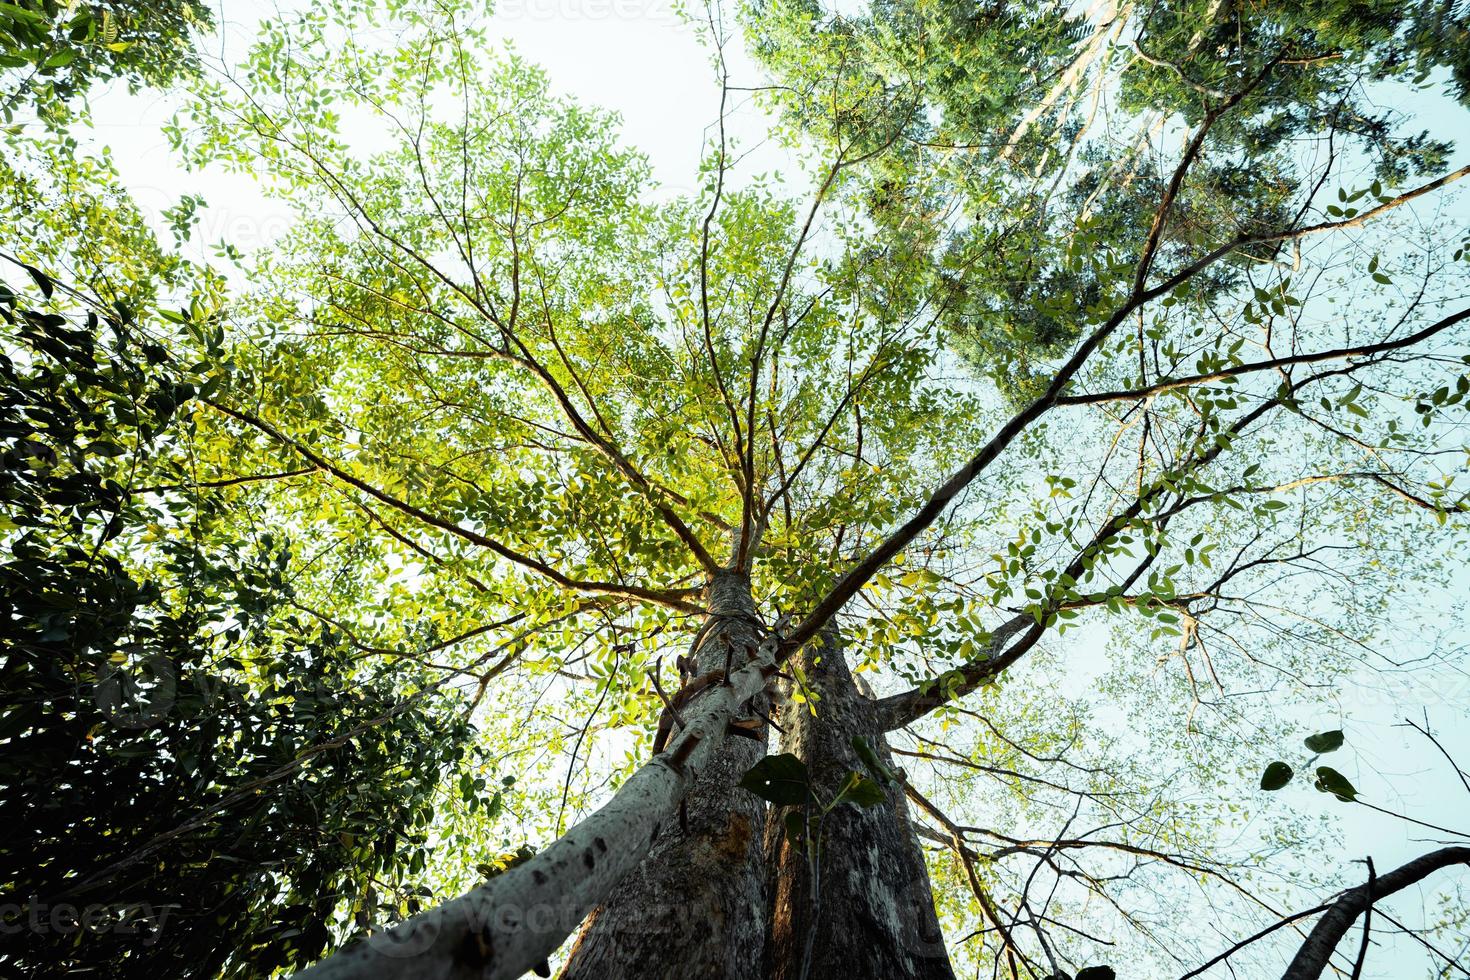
[23,263,54,299]
[739,752,811,805]
[1260,761,1293,791]
[1313,766,1358,802]
[851,734,896,785]
[1303,729,1344,754]
[833,770,887,808]
[783,810,804,844]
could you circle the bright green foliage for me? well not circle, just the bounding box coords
[165,0,988,634]
[0,0,212,124]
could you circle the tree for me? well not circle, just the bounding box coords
[8,0,1470,977]
[0,92,483,980]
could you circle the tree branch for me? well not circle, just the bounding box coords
[204,398,702,612]
[1056,306,1470,407]
[1281,847,1470,980]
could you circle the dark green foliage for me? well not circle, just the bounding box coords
[1313,765,1359,802]
[850,734,896,786]
[830,770,887,807]
[746,0,1470,398]
[1114,0,1464,176]
[0,275,474,978]
[0,0,212,124]
[1304,729,1345,753]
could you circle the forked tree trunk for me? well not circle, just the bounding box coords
[765,629,954,980]
[559,571,772,980]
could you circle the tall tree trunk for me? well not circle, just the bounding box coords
[559,570,771,980]
[765,629,955,980]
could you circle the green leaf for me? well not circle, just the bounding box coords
[1260,761,1293,791]
[851,735,896,786]
[783,810,805,844]
[1313,766,1358,802]
[43,48,78,69]
[1303,730,1344,754]
[739,753,811,806]
[832,771,887,808]
[68,11,94,41]
[0,2,48,26]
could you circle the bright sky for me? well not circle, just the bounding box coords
[71,2,1470,975]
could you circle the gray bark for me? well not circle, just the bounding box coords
[558,570,772,980]
[765,629,955,980]
[289,571,780,980]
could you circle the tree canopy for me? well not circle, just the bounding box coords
[3,1,1470,978]
[1,0,212,125]
[1,118,484,979]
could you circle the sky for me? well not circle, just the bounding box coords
[68,1,1470,975]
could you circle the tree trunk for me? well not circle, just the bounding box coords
[765,629,955,980]
[559,571,771,980]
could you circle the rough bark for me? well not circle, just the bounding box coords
[558,570,772,980]
[290,571,780,980]
[765,629,955,980]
